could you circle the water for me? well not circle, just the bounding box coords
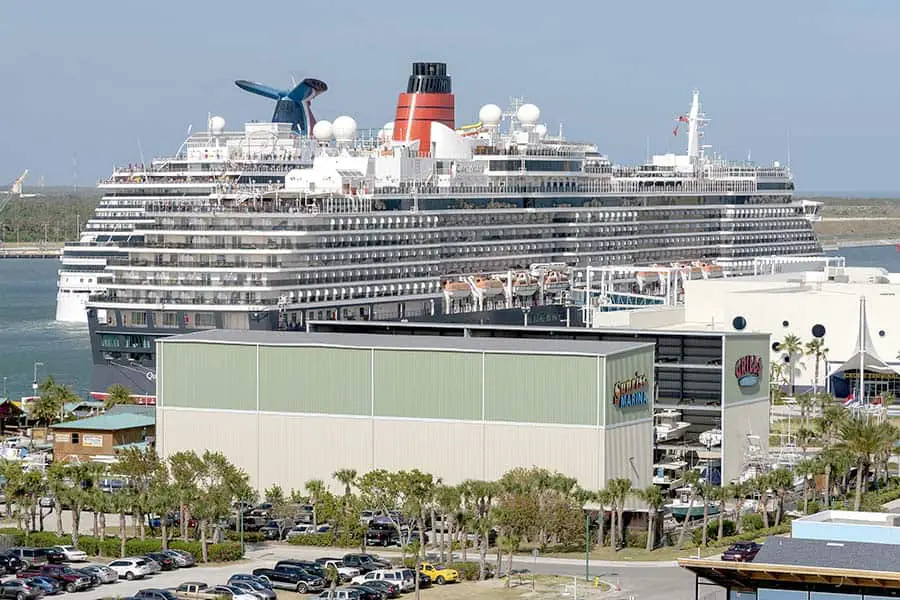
[0,245,898,401]
[0,259,91,400]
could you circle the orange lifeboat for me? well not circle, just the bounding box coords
[511,272,539,297]
[475,277,503,297]
[443,280,470,299]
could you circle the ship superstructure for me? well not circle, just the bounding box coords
[83,62,821,399]
[55,78,328,323]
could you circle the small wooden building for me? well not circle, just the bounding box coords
[51,413,155,462]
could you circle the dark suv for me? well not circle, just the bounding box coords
[0,553,24,574]
[342,554,391,574]
[19,564,92,593]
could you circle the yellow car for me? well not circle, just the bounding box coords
[419,562,459,585]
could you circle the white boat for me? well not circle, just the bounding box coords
[655,409,690,442]
[699,428,723,448]
[665,486,721,521]
[652,460,688,488]
[442,280,470,300]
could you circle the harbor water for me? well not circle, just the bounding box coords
[0,245,895,400]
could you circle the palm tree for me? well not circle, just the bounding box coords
[104,384,132,410]
[815,403,848,447]
[796,427,816,459]
[805,338,829,395]
[675,471,700,550]
[795,458,819,514]
[333,468,357,499]
[769,468,794,525]
[881,392,896,425]
[779,334,803,396]
[634,485,665,551]
[796,393,815,429]
[714,485,729,542]
[305,479,326,528]
[697,482,714,546]
[840,417,886,510]
[609,478,632,550]
[595,488,613,549]
[751,474,771,529]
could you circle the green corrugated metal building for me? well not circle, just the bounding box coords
[156,330,656,492]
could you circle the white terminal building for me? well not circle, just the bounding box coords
[676,257,900,400]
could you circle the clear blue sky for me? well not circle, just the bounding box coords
[1,0,897,192]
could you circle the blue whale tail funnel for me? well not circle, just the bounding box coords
[235,77,328,134]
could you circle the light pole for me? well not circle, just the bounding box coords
[32,362,44,394]
[2,376,6,400]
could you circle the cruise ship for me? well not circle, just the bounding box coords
[80,61,822,400]
[55,77,328,322]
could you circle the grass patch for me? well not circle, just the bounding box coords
[537,544,727,562]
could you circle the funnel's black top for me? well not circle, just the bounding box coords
[407,62,451,94]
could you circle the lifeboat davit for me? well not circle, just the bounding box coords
[512,273,539,297]
[443,280,470,299]
[543,270,569,291]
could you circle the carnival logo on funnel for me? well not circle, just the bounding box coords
[735,354,762,389]
[613,372,649,408]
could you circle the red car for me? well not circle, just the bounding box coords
[721,542,761,562]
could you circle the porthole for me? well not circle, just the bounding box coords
[732,316,747,331]
[782,320,790,327]
[879,330,886,337]
[811,324,826,338]
[772,342,781,352]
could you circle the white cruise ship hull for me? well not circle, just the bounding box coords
[56,289,91,322]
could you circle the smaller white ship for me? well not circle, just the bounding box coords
[699,428,723,448]
[655,409,691,442]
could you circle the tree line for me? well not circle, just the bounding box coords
[0,193,99,244]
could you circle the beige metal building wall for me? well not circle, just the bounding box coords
[156,332,655,493]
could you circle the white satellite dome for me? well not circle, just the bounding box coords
[479,104,502,126]
[534,123,548,137]
[208,115,226,134]
[332,116,358,142]
[378,121,395,142]
[516,103,540,125]
[312,120,334,140]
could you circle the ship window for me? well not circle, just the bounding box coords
[130,311,147,326]
[194,313,215,328]
[71,433,80,445]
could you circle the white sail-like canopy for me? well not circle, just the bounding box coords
[829,296,900,378]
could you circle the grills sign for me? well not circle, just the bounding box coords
[613,372,649,408]
[735,354,762,389]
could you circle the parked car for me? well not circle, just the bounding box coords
[209,585,258,600]
[226,580,276,600]
[38,497,54,509]
[143,553,176,571]
[19,564,92,593]
[227,575,272,589]
[24,577,60,596]
[161,549,195,568]
[346,584,388,600]
[341,554,390,574]
[79,564,118,584]
[316,590,361,600]
[0,552,24,574]
[74,568,101,588]
[140,557,162,574]
[35,550,65,566]
[285,525,317,540]
[106,558,152,580]
[251,566,325,594]
[314,558,360,582]
[721,541,762,562]
[351,569,409,593]
[7,549,59,568]
[0,579,44,600]
[135,590,180,600]
[274,560,327,581]
[400,568,431,590]
[359,580,400,599]
[173,582,213,599]
[418,562,458,585]
[49,546,87,563]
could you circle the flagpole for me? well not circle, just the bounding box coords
[859,296,866,412]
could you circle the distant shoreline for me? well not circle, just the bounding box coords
[828,239,900,249]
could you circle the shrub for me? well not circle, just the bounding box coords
[806,500,822,515]
[208,542,243,562]
[225,531,265,543]
[626,532,648,548]
[717,523,791,547]
[287,533,334,547]
[286,533,359,548]
[454,561,481,581]
[741,513,764,532]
